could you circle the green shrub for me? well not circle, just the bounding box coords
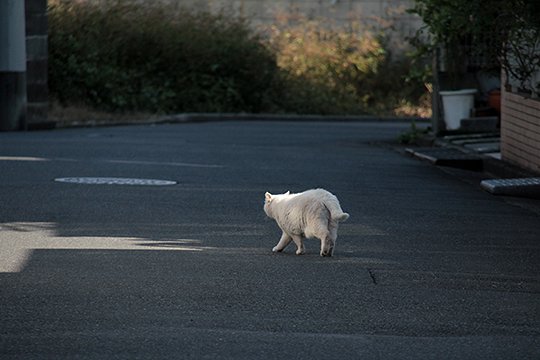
[48,1,427,116]
[265,17,427,115]
[49,1,278,113]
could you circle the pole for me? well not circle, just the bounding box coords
[431,46,442,135]
[0,0,27,131]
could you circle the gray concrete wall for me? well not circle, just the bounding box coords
[26,0,49,128]
[153,0,422,43]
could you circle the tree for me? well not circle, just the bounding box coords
[409,0,540,92]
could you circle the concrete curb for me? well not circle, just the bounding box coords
[424,134,540,198]
[432,137,537,177]
[156,113,429,123]
[53,112,429,129]
[480,177,540,198]
[432,136,538,178]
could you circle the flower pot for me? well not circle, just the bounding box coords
[488,89,501,113]
[440,89,477,130]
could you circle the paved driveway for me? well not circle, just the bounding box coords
[1,121,539,359]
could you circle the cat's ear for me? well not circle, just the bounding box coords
[265,192,272,202]
[285,191,290,195]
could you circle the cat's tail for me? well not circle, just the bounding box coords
[334,212,350,222]
[325,202,350,222]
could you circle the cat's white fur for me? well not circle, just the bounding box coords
[264,188,349,256]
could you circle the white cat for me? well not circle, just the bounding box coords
[263,188,349,257]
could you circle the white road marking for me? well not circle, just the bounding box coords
[0,155,224,168]
[0,156,49,162]
[102,159,224,168]
[54,177,177,185]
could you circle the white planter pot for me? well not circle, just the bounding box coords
[440,89,477,130]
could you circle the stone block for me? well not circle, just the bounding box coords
[481,178,540,198]
[26,13,48,36]
[26,36,48,60]
[26,102,53,129]
[27,82,48,102]
[460,117,499,132]
[25,0,47,13]
[26,59,48,81]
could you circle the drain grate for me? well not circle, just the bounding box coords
[481,177,540,197]
[54,177,177,186]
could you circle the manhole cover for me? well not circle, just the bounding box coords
[54,177,177,186]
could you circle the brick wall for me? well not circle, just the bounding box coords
[25,0,49,128]
[500,89,540,174]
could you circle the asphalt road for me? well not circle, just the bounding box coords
[0,121,539,359]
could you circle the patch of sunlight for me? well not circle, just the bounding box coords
[0,222,211,273]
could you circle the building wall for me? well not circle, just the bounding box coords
[25,0,49,127]
[159,0,422,40]
[501,89,540,174]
